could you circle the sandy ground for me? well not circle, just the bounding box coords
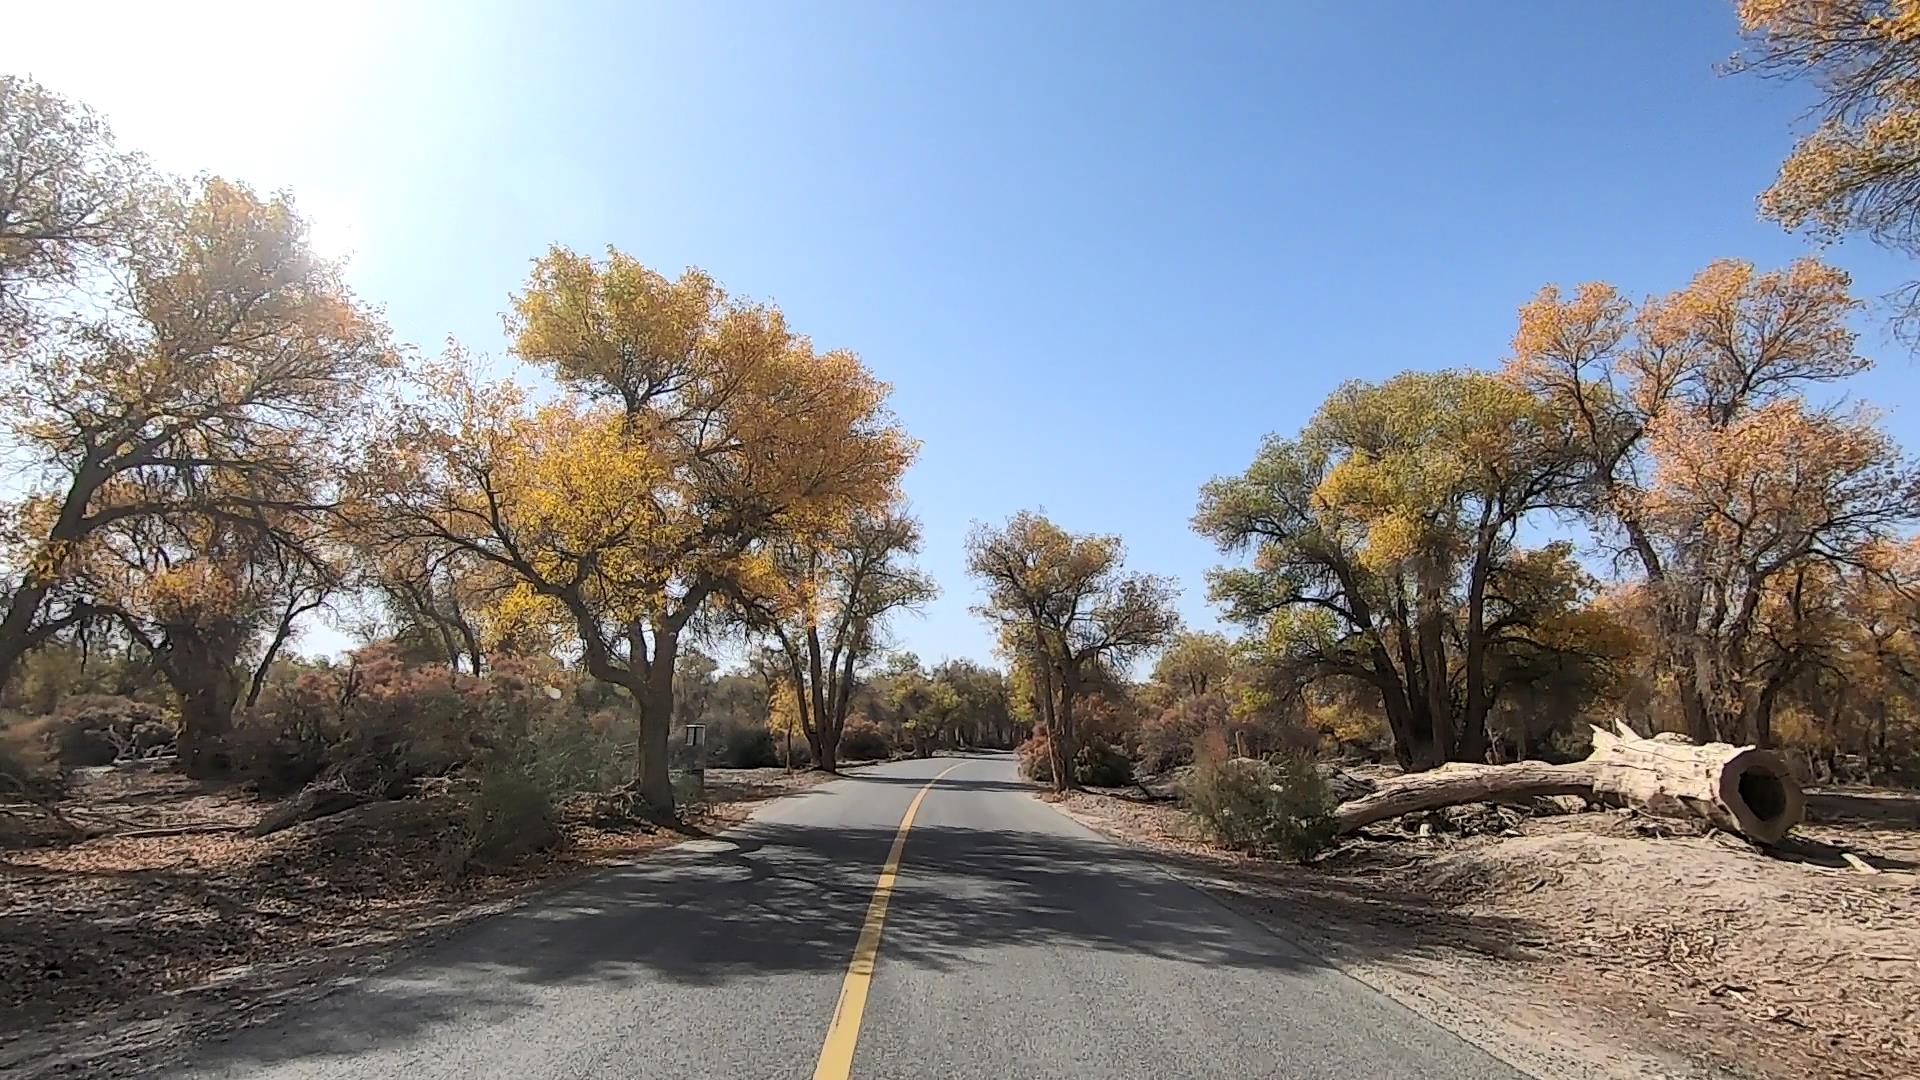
[1049,784,1920,1080]
[0,763,840,1073]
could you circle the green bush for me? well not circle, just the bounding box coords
[531,708,631,792]
[707,719,780,768]
[451,761,558,873]
[1184,753,1336,862]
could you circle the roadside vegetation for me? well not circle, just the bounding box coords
[8,6,1920,1077]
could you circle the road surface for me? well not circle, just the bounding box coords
[168,753,1526,1079]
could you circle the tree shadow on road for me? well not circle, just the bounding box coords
[168,789,1542,1075]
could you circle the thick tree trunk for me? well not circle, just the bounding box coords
[1055,665,1080,792]
[1581,724,1803,842]
[177,679,239,778]
[250,782,371,836]
[634,626,678,816]
[1333,722,1804,846]
[164,633,245,779]
[634,683,674,815]
[816,727,838,773]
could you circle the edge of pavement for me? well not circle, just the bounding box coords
[1,761,889,1080]
[1033,791,1720,1080]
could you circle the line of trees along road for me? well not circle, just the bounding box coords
[14,0,1920,820]
[0,76,922,815]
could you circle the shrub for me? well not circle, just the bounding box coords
[0,714,62,803]
[446,759,558,876]
[1184,752,1336,862]
[1016,733,1051,780]
[229,680,333,795]
[706,718,780,769]
[1075,739,1134,786]
[234,646,494,796]
[1017,731,1134,786]
[838,719,892,762]
[328,651,480,795]
[43,695,172,767]
[1137,694,1226,774]
[531,708,631,792]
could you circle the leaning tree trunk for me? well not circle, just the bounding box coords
[1333,721,1804,846]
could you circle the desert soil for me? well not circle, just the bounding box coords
[1051,783,1920,1080]
[0,764,837,1075]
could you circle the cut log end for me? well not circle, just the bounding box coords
[1716,749,1805,848]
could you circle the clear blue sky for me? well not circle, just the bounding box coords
[8,2,1920,668]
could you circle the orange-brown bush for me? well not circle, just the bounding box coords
[39,695,173,767]
[1017,731,1133,786]
[229,646,622,798]
[0,715,61,803]
[839,718,893,762]
[1137,693,1229,773]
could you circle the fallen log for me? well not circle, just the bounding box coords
[1333,722,1804,846]
[249,782,372,837]
[1333,763,1593,834]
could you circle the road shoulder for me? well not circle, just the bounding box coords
[1039,789,1720,1080]
[0,765,861,1079]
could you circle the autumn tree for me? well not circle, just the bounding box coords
[356,249,912,813]
[1197,371,1599,769]
[72,508,343,770]
[1735,1,1920,337]
[729,507,934,771]
[0,75,144,342]
[1506,258,1920,745]
[0,172,392,771]
[967,512,1178,790]
[358,539,493,675]
[673,647,720,732]
[1151,631,1235,701]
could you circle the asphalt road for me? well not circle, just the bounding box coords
[167,753,1527,1079]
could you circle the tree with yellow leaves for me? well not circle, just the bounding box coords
[68,506,342,773]
[1735,1,1920,337]
[0,160,394,760]
[1506,257,1920,745]
[0,75,146,343]
[356,249,913,813]
[967,512,1178,789]
[726,507,935,772]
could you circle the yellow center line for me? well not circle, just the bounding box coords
[811,763,962,1080]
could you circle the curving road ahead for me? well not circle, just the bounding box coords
[168,753,1526,1080]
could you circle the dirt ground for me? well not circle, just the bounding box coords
[0,762,837,1072]
[1051,782,1920,1080]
